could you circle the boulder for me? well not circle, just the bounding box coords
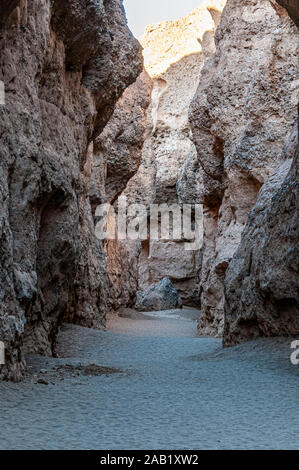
[136,278,183,312]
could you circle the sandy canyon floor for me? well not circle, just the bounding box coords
[0,310,298,450]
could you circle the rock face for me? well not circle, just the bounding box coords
[223,0,299,347]
[224,120,299,346]
[136,278,182,312]
[91,71,153,206]
[90,72,153,312]
[189,0,299,337]
[114,0,226,307]
[1,0,297,384]
[0,0,143,381]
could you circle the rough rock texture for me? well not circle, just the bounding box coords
[113,1,226,307]
[223,0,299,346]
[135,277,182,312]
[105,240,141,311]
[0,0,143,381]
[140,0,226,205]
[224,120,299,346]
[141,1,226,79]
[90,71,153,206]
[87,72,153,312]
[189,0,299,337]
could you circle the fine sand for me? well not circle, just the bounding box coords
[0,310,298,450]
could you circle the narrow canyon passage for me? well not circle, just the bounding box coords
[0,0,298,453]
[0,313,297,450]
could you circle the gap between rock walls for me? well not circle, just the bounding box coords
[0,0,298,383]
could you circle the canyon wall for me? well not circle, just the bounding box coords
[1,0,297,384]
[224,119,298,345]
[95,72,153,311]
[223,2,299,346]
[0,0,143,380]
[189,0,299,336]
[108,0,226,308]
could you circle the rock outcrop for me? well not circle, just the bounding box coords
[136,278,182,312]
[0,0,143,381]
[189,0,299,337]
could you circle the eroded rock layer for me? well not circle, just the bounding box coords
[0,0,143,380]
[189,0,299,337]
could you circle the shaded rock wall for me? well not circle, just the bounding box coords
[223,1,299,346]
[189,0,299,336]
[96,72,153,311]
[0,0,143,380]
[276,0,299,27]
[224,120,298,345]
[0,1,19,26]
